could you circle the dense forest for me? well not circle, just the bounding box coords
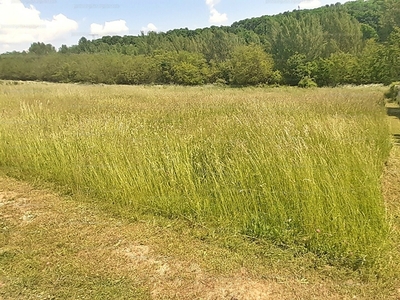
[0,0,399,87]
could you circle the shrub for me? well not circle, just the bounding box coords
[384,82,400,103]
[214,78,227,86]
[298,76,318,88]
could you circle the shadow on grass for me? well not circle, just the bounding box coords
[387,106,400,120]
[393,134,400,144]
[387,105,400,145]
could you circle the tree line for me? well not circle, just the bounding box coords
[0,0,399,87]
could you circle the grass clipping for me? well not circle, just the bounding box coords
[0,83,393,269]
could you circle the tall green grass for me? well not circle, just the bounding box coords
[0,82,392,267]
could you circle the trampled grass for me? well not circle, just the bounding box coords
[0,82,393,269]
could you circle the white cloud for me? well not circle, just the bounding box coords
[0,0,78,52]
[209,8,228,23]
[298,0,322,10]
[206,0,219,6]
[90,20,129,37]
[141,23,158,33]
[205,0,228,24]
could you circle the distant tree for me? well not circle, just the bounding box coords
[229,44,274,86]
[77,37,95,53]
[28,42,56,55]
[318,52,359,86]
[360,23,379,41]
[153,51,209,85]
[58,44,69,54]
[283,53,317,86]
[271,14,325,71]
[357,39,387,84]
[200,28,240,63]
[343,0,382,33]
[172,62,206,85]
[386,27,400,83]
[320,10,363,55]
[380,0,400,41]
[52,62,78,82]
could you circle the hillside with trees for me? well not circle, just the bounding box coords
[0,0,399,86]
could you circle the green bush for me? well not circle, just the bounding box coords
[213,78,227,86]
[298,76,318,88]
[384,82,400,102]
[229,44,274,86]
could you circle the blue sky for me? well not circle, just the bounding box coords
[0,0,351,53]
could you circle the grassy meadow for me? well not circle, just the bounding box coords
[0,81,393,269]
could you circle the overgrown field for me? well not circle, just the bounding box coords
[0,82,393,269]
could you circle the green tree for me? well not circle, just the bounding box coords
[283,53,317,86]
[28,42,56,55]
[320,10,363,55]
[317,52,359,86]
[357,39,387,84]
[229,44,274,86]
[385,27,400,83]
[199,28,240,63]
[115,55,157,85]
[380,0,400,41]
[271,14,325,71]
[360,23,379,41]
[153,51,209,85]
